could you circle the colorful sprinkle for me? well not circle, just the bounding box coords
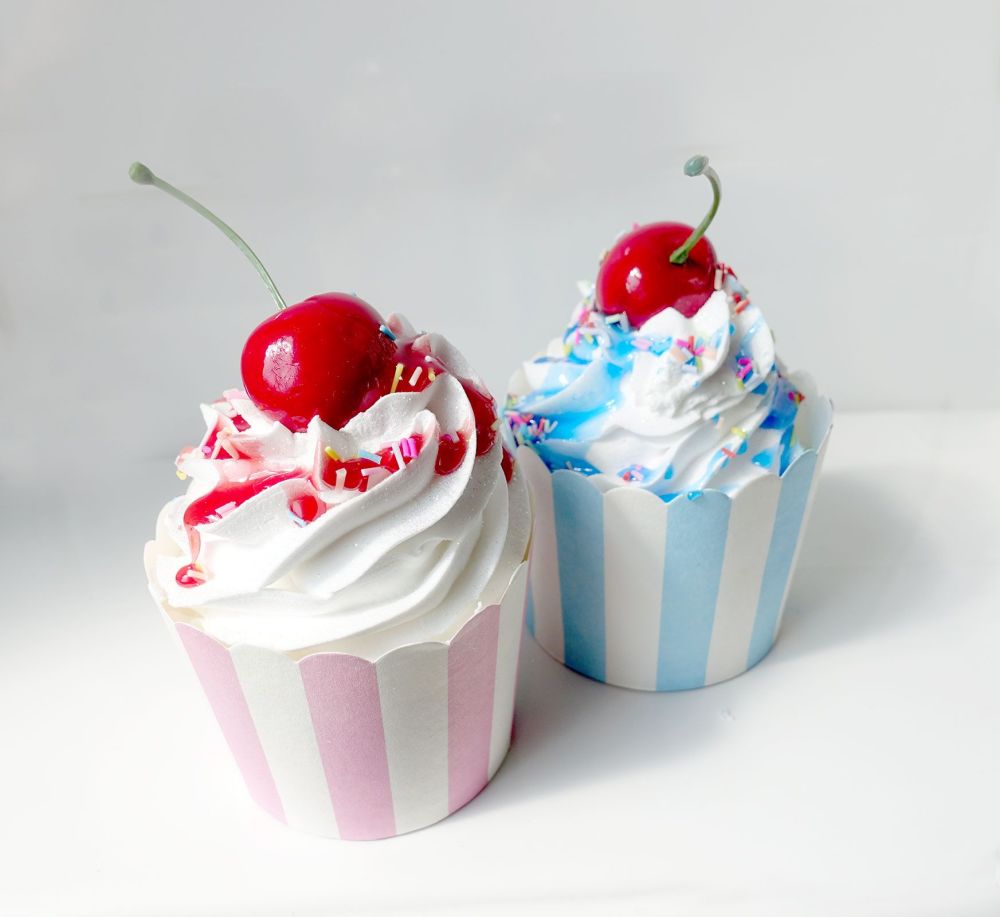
[324,446,341,461]
[378,324,396,341]
[390,362,404,394]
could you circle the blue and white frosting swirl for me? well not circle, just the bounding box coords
[504,270,806,501]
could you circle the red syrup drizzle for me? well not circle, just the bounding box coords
[176,470,299,587]
[320,434,424,492]
[374,340,499,457]
[435,433,468,475]
[501,446,515,483]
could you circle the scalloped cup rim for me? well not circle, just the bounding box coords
[518,393,833,507]
[145,549,530,665]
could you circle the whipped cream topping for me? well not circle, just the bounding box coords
[147,313,530,655]
[505,268,813,499]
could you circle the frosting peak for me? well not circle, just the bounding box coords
[505,268,806,499]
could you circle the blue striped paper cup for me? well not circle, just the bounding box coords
[519,396,832,691]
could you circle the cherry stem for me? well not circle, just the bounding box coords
[669,155,721,265]
[128,162,287,311]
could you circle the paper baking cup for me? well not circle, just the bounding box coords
[519,400,832,691]
[150,563,528,839]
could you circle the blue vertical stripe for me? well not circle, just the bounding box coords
[552,471,605,682]
[657,492,731,691]
[525,580,536,637]
[747,452,818,668]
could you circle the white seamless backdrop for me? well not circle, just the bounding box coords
[1,0,999,475]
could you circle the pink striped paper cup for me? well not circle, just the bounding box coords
[149,562,529,839]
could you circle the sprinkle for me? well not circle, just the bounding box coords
[490,418,500,431]
[334,468,347,493]
[288,508,308,527]
[324,446,341,461]
[401,436,418,459]
[217,437,240,459]
[392,441,405,469]
[361,467,381,477]
[714,267,723,290]
[408,366,423,386]
[686,490,704,501]
[721,447,737,460]
[428,369,437,382]
[378,323,396,341]
[390,362,404,394]
[358,449,380,463]
[176,469,188,480]
[215,501,238,517]
[731,426,748,440]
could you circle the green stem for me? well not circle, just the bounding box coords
[669,155,721,265]
[128,162,287,311]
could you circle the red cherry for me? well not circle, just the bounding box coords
[595,222,717,325]
[241,293,396,432]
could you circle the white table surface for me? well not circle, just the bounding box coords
[2,410,999,917]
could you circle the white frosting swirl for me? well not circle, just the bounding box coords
[147,314,530,656]
[506,271,814,498]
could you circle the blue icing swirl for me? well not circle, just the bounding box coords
[505,272,805,501]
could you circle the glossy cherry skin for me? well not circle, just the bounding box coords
[241,293,396,432]
[595,222,717,325]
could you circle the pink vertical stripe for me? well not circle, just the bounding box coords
[447,602,501,814]
[176,624,285,824]
[299,653,395,840]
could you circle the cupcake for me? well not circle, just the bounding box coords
[134,164,531,839]
[505,156,832,691]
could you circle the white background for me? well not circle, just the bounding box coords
[2,2,1000,915]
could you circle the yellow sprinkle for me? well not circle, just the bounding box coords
[390,362,404,393]
[175,469,188,481]
[428,369,437,381]
[563,342,572,356]
[731,427,748,440]
[324,446,340,461]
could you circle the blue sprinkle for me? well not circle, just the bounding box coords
[752,382,769,396]
[288,508,308,527]
[686,490,704,501]
[378,324,396,341]
[358,449,381,463]
[752,450,773,469]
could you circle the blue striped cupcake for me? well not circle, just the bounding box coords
[504,157,832,690]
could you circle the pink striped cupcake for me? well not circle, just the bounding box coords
[132,163,530,839]
[145,311,530,839]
